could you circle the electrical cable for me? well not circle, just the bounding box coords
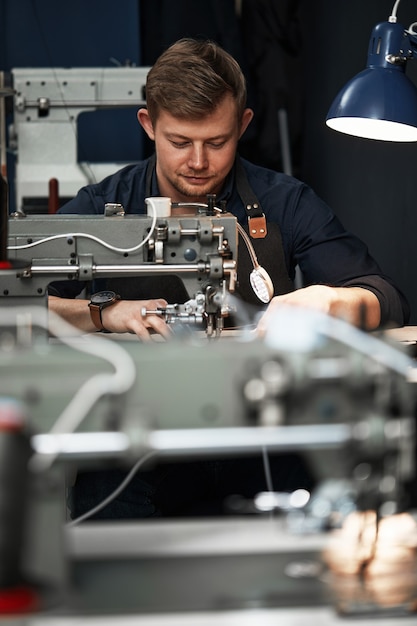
[389,0,402,22]
[68,445,275,524]
[261,445,274,494]
[8,198,158,254]
[235,222,274,303]
[260,445,276,519]
[68,449,277,525]
[67,450,158,526]
[9,199,272,302]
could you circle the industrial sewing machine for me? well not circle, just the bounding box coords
[9,66,149,213]
[4,199,239,337]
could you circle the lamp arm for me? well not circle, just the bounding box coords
[406,30,417,61]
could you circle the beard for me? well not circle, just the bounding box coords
[170,172,221,202]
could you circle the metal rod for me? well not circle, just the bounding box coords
[149,424,352,457]
[29,263,211,276]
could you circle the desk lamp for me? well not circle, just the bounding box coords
[326,0,417,141]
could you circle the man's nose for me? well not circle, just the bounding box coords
[187,145,208,169]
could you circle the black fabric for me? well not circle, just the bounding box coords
[140,0,245,67]
[99,275,189,304]
[239,0,306,174]
[339,275,407,330]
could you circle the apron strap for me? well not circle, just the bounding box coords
[233,155,293,302]
[235,155,267,239]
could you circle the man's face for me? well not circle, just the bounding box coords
[138,95,253,204]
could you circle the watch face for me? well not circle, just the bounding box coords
[91,291,116,305]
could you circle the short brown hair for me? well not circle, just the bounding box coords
[145,38,247,123]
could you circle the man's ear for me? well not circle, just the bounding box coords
[239,108,254,138]
[137,108,155,140]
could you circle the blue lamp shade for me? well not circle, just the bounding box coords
[326,21,417,142]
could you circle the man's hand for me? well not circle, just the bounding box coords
[101,298,171,340]
[49,296,171,340]
[256,285,381,334]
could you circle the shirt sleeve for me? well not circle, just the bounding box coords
[48,279,87,299]
[283,183,409,327]
[340,275,409,327]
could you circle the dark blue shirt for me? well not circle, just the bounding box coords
[53,155,409,326]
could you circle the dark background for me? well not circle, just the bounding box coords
[2,0,417,322]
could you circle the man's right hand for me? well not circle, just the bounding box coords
[49,296,171,341]
[101,298,171,340]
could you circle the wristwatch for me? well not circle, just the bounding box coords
[88,290,121,332]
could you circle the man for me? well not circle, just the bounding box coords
[50,39,408,519]
[49,38,409,337]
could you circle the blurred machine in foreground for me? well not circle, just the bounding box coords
[0,302,416,624]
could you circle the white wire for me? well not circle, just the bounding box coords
[0,306,137,473]
[236,222,260,268]
[407,21,417,35]
[67,450,158,525]
[68,448,276,524]
[7,200,158,254]
[212,204,262,269]
[390,0,402,21]
[261,445,274,492]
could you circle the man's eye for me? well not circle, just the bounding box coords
[171,141,189,148]
[209,142,226,149]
